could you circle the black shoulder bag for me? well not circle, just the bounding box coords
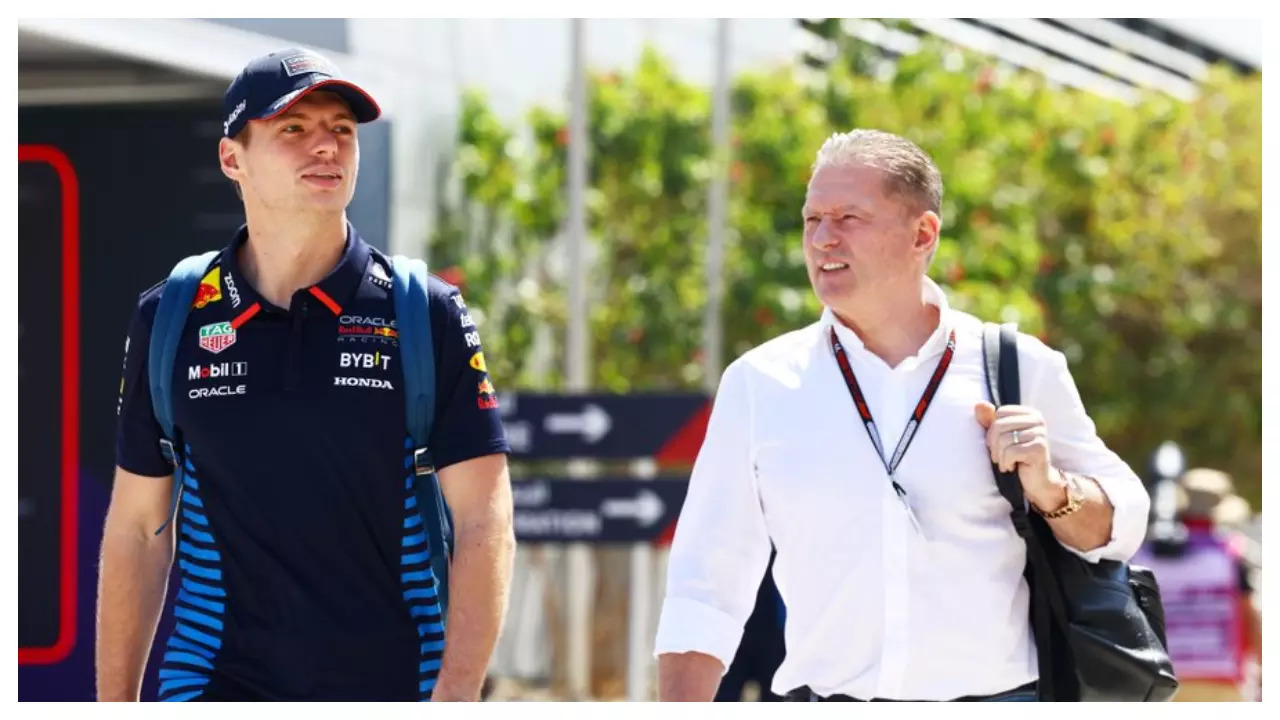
[982,322,1179,701]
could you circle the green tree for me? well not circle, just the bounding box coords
[429,38,1261,507]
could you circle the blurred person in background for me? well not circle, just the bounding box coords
[96,48,515,701]
[1135,467,1261,701]
[713,551,786,702]
[653,128,1150,702]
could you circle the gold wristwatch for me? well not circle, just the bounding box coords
[1035,472,1085,520]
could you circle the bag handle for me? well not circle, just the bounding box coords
[982,321,1070,700]
[983,322,1030,535]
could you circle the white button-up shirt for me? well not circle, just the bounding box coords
[654,278,1150,700]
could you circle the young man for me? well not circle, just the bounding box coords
[654,129,1150,702]
[97,48,515,701]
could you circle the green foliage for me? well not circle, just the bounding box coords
[429,38,1262,506]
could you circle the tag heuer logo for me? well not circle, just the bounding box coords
[198,322,236,354]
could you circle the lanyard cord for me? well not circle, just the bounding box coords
[828,325,957,497]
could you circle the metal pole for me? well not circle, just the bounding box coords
[626,456,658,701]
[703,18,731,394]
[626,536,652,700]
[565,16,593,701]
[626,19,733,703]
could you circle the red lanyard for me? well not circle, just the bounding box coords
[828,325,957,501]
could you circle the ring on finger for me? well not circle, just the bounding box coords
[1012,429,1022,445]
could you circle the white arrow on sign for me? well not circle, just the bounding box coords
[544,403,612,443]
[600,489,666,527]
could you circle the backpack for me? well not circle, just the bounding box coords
[146,251,453,622]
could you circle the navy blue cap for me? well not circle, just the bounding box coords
[222,47,381,138]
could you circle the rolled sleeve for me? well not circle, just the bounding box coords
[652,597,746,668]
[1076,469,1150,562]
[653,360,772,671]
[1029,346,1150,563]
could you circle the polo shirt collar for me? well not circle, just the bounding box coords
[219,220,372,316]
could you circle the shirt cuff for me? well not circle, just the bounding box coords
[652,596,743,672]
[1058,472,1149,564]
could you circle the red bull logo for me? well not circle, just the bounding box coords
[337,315,398,345]
[193,267,223,309]
[477,377,498,409]
[338,326,398,339]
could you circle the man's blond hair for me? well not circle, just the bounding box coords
[813,129,943,220]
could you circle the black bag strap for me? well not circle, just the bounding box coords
[983,323,1030,536]
[982,322,1069,701]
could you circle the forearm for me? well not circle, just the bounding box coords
[431,517,516,701]
[96,520,175,701]
[1030,469,1113,552]
[658,651,725,701]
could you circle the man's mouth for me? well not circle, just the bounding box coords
[302,170,344,189]
[820,262,849,272]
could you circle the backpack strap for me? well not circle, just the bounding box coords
[148,250,219,535]
[390,254,453,624]
[983,322,1030,533]
[997,323,1021,408]
[982,321,1064,701]
[983,331,1033,589]
[981,322,1004,407]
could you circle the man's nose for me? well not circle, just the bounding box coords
[811,218,839,250]
[310,132,338,157]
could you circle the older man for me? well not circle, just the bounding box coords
[654,129,1149,702]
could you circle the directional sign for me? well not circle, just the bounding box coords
[512,477,689,543]
[499,393,711,463]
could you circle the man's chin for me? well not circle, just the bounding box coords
[812,278,855,308]
[304,193,354,212]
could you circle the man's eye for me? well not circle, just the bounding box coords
[282,125,303,133]
[804,216,819,225]
[334,125,354,134]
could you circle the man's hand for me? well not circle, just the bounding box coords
[974,401,1067,512]
[432,453,515,701]
[658,652,725,701]
[974,401,1117,552]
[97,467,178,701]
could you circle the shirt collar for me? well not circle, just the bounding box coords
[819,276,953,366]
[219,220,372,315]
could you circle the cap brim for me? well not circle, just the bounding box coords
[256,79,382,125]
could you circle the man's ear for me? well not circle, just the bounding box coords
[219,137,244,183]
[915,209,941,256]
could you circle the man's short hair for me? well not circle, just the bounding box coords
[812,129,943,221]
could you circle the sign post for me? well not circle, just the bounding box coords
[500,391,710,700]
